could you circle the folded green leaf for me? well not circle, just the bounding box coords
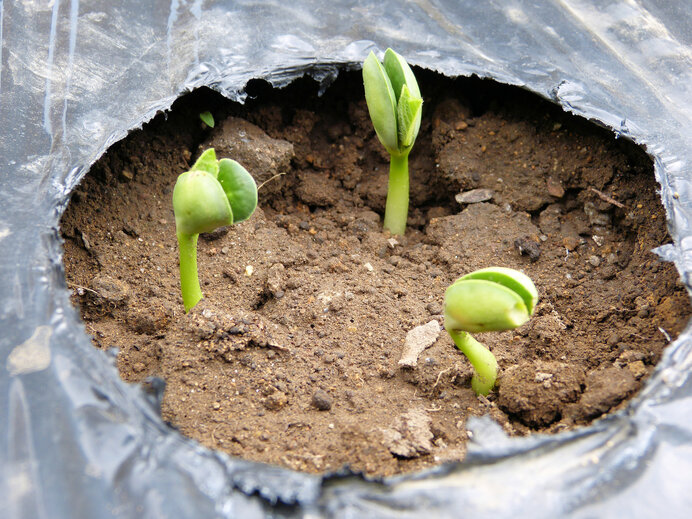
[173,170,233,235]
[396,84,423,149]
[445,279,530,333]
[383,48,421,101]
[199,111,215,128]
[457,266,538,315]
[217,158,258,223]
[363,51,398,154]
[190,147,219,178]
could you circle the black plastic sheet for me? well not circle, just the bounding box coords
[1,1,691,517]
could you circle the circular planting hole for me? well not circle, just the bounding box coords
[60,69,690,476]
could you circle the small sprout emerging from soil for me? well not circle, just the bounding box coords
[172,148,257,312]
[362,48,422,236]
[444,267,538,395]
[199,111,215,128]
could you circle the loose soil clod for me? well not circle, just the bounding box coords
[61,71,691,477]
[399,320,441,367]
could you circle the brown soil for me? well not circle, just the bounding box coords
[60,70,691,477]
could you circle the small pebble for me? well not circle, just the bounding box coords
[627,361,647,380]
[546,177,565,198]
[514,237,541,262]
[312,389,332,411]
[263,391,288,411]
[584,202,611,227]
[426,302,443,315]
[607,333,621,347]
[424,357,437,366]
[455,188,494,204]
[589,255,601,267]
[600,265,617,280]
[119,169,134,181]
[389,255,402,266]
[200,226,229,241]
[91,274,130,304]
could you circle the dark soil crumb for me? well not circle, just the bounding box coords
[60,70,691,477]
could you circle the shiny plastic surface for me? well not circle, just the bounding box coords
[1,1,691,517]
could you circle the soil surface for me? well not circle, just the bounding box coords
[60,70,691,477]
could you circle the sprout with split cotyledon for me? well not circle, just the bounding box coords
[444,267,538,395]
[173,148,258,312]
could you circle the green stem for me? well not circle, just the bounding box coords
[383,153,409,235]
[448,329,499,396]
[177,232,202,312]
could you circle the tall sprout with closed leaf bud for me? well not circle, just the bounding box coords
[173,148,257,312]
[363,48,423,236]
[444,267,538,395]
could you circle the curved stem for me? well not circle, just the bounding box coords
[383,153,409,235]
[177,232,202,312]
[447,329,498,396]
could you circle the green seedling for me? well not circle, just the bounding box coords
[199,111,215,128]
[173,148,257,312]
[362,48,422,235]
[444,267,538,395]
